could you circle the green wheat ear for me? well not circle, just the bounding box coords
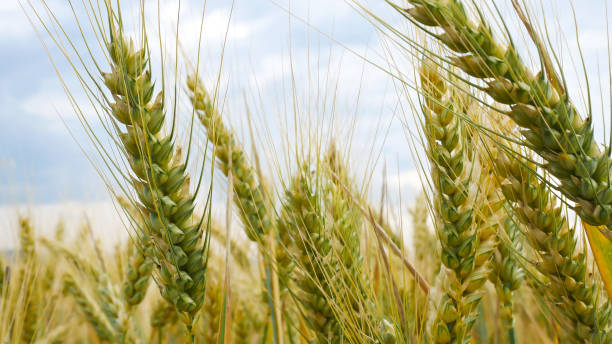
[279,163,341,342]
[150,298,178,330]
[187,75,273,243]
[325,145,398,343]
[103,26,209,326]
[117,197,153,309]
[490,211,525,343]
[496,152,612,343]
[400,0,612,240]
[420,62,495,344]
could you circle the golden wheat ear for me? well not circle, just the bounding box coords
[62,273,119,342]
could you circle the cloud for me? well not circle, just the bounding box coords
[388,168,423,191]
[136,3,272,56]
[0,2,33,40]
[21,85,97,131]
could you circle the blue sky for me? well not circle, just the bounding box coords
[0,0,611,205]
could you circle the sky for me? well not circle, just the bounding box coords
[1,0,611,206]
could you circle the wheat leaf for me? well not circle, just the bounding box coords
[584,222,612,300]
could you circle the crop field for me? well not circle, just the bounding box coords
[2,0,612,343]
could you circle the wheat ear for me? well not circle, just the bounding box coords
[45,237,131,342]
[279,163,342,342]
[122,239,153,308]
[18,217,40,343]
[411,193,439,284]
[150,298,178,334]
[232,301,256,344]
[62,274,116,342]
[187,75,285,340]
[325,145,398,342]
[421,63,494,343]
[187,76,273,243]
[118,197,154,309]
[402,0,612,238]
[103,29,208,324]
[496,153,612,343]
[490,212,525,343]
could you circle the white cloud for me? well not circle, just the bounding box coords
[388,168,423,191]
[21,82,97,130]
[2,0,73,41]
[0,1,33,39]
[135,3,271,56]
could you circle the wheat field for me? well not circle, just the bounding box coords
[3,0,612,343]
